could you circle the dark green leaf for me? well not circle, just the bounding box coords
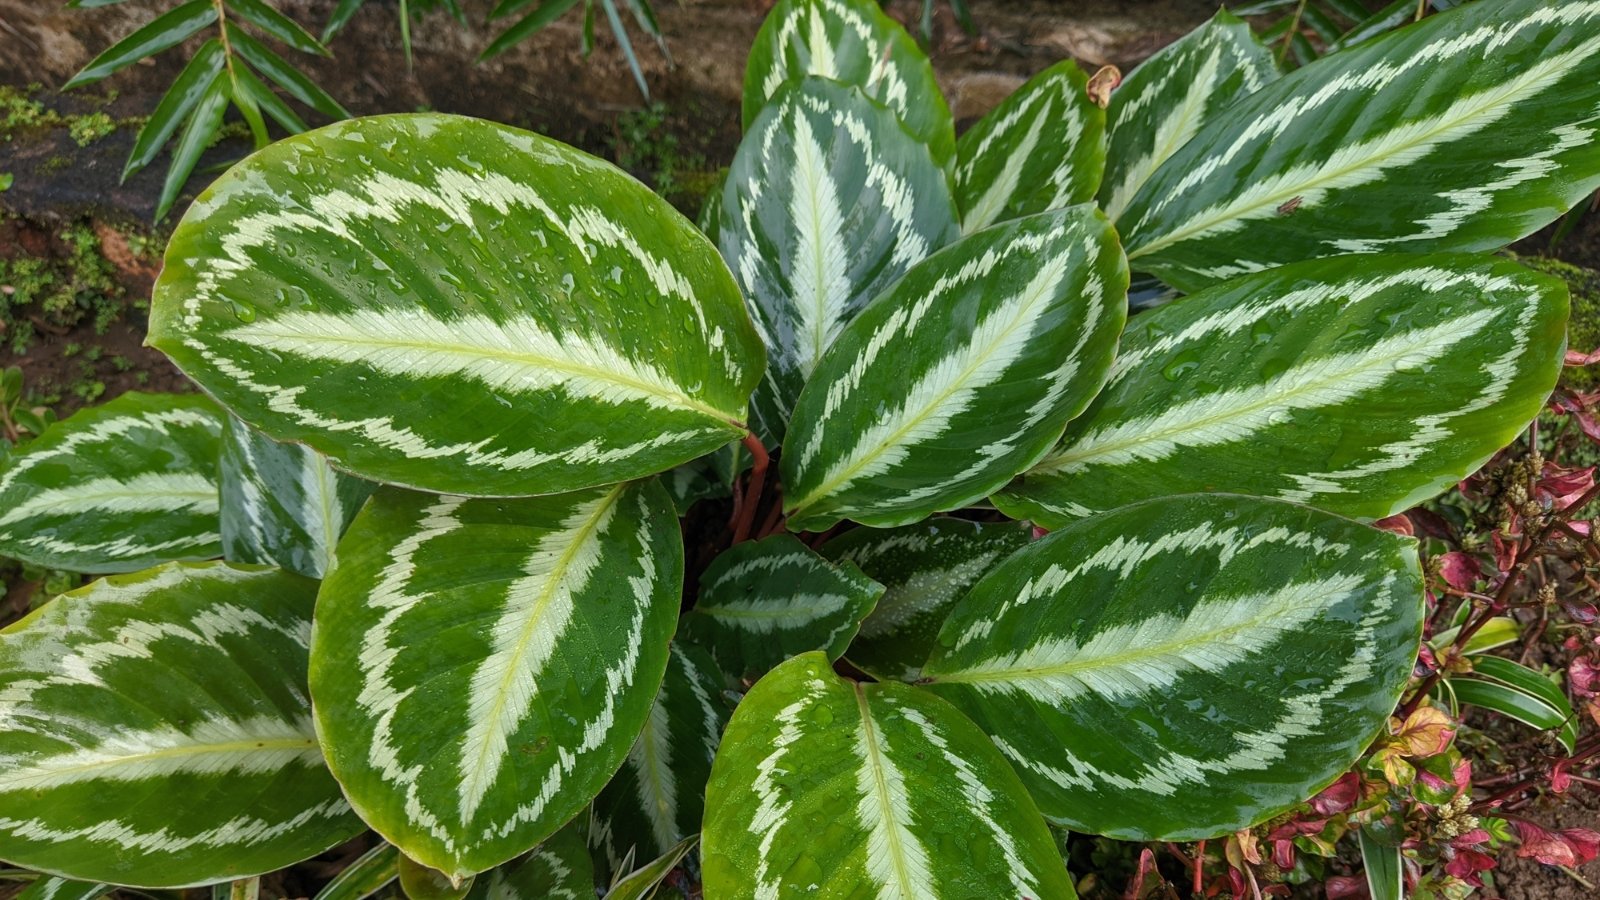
[226,0,331,56]
[63,0,218,90]
[481,0,583,59]
[227,24,350,118]
[156,72,228,221]
[123,38,227,181]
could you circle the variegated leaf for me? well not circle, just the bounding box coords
[15,877,110,900]
[701,652,1076,899]
[605,834,696,900]
[0,392,222,573]
[923,495,1424,840]
[220,415,373,579]
[0,563,362,887]
[149,114,764,497]
[311,841,399,900]
[310,482,681,879]
[955,61,1105,233]
[591,643,730,875]
[743,0,956,170]
[782,206,1128,532]
[994,255,1568,528]
[466,818,593,900]
[821,518,1032,682]
[1118,0,1600,290]
[680,534,882,682]
[1098,9,1276,222]
[720,76,959,439]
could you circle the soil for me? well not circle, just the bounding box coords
[3,1,1600,898]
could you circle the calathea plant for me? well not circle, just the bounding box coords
[0,0,1598,896]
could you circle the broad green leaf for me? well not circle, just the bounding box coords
[312,842,399,900]
[397,857,472,900]
[157,71,228,220]
[783,207,1128,532]
[226,25,350,118]
[743,0,956,171]
[0,563,363,886]
[62,0,218,89]
[225,0,330,56]
[1098,9,1276,222]
[955,61,1105,233]
[123,39,226,181]
[466,819,592,900]
[995,255,1568,528]
[16,878,110,900]
[604,834,696,900]
[822,517,1032,681]
[591,644,730,873]
[1453,656,1578,753]
[719,77,958,440]
[150,114,764,497]
[701,652,1076,899]
[923,494,1423,840]
[679,534,882,681]
[1119,0,1600,290]
[1359,827,1403,900]
[310,482,682,879]
[220,415,373,578]
[0,392,223,573]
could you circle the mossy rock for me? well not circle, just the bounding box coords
[1511,253,1600,390]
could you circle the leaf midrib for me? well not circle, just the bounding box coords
[852,684,916,900]
[0,735,318,790]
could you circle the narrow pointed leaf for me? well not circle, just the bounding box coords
[225,0,331,56]
[466,819,592,900]
[1455,656,1578,753]
[312,842,400,900]
[310,482,682,879]
[743,0,956,170]
[955,61,1105,233]
[821,518,1031,681]
[1119,0,1600,290]
[600,0,650,100]
[1359,828,1403,900]
[924,494,1424,840]
[1449,680,1575,754]
[150,114,764,497]
[220,415,373,579]
[16,878,110,900]
[606,835,696,900]
[0,392,223,573]
[123,39,227,181]
[995,255,1568,528]
[482,0,583,60]
[155,72,228,221]
[322,0,365,41]
[701,652,1076,899]
[229,65,309,135]
[783,207,1128,532]
[680,534,882,681]
[0,563,363,887]
[591,644,729,875]
[63,0,218,89]
[227,26,350,118]
[1098,10,1276,222]
[719,76,958,439]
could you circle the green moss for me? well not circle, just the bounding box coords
[610,103,716,215]
[0,84,53,138]
[69,111,115,147]
[0,221,127,355]
[1512,254,1600,390]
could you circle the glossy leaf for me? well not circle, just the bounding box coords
[226,25,349,119]
[783,206,1127,531]
[822,517,1032,681]
[924,494,1424,840]
[1359,827,1403,900]
[311,482,682,878]
[15,878,110,900]
[701,652,1076,899]
[743,0,956,170]
[719,76,958,439]
[220,415,373,579]
[591,643,729,875]
[311,842,399,900]
[230,64,309,135]
[466,819,593,900]
[680,534,882,681]
[0,563,362,886]
[63,0,218,89]
[150,114,764,497]
[123,39,227,181]
[1119,0,1600,290]
[955,61,1105,232]
[605,834,696,900]
[996,255,1568,528]
[225,0,330,56]
[1098,9,1277,222]
[0,392,223,573]
[157,72,228,220]
[1453,656,1578,754]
